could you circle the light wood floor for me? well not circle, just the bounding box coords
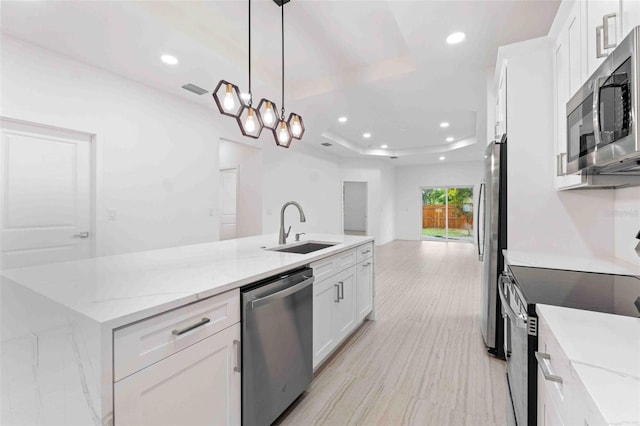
[278,240,506,426]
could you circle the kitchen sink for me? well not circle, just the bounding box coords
[268,242,337,254]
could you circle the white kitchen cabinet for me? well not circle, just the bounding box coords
[356,259,373,321]
[114,322,241,426]
[333,266,357,342]
[312,274,339,365]
[586,1,620,77]
[312,265,357,368]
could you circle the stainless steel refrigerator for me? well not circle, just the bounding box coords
[478,135,506,359]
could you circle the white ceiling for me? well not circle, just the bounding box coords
[0,0,560,166]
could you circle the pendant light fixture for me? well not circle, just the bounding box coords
[212,0,263,139]
[267,0,304,148]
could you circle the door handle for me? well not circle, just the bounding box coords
[72,231,90,239]
[338,281,344,300]
[602,13,617,49]
[596,25,607,58]
[498,275,528,329]
[334,283,340,303]
[172,317,210,336]
[233,340,241,373]
[535,352,562,383]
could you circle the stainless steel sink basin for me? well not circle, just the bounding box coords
[268,242,337,254]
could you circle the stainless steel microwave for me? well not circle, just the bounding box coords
[566,26,640,176]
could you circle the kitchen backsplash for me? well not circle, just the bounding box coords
[614,187,640,265]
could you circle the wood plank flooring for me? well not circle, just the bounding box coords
[278,240,506,426]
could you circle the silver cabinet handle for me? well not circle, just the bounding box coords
[603,13,617,49]
[535,352,562,383]
[338,281,344,300]
[556,153,567,176]
[596,25,607,58]
[233,340,241,373]
[362,249,371,254]
[172,317,210,336]
[72,231,90,239]
[334,283,340,302]
[363,262,372,267]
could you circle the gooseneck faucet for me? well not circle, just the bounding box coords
[279,201,306,244]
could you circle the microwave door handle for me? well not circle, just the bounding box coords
[592,76,607,149]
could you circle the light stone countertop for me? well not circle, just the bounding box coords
[0,233,373,329]
[504,249,640,276]
[537,304,640,425]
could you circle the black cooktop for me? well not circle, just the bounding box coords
[508,265,640,317]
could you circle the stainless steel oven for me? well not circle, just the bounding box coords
[566,26,640,175]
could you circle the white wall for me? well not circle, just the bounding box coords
[343,182,367,232]
[505,40,615,257]
[340,159,396,245]
[614,187,640,265]
[395,161,483,241]
[261,143,342,238]
[219,140,262,238]
[1,37,227,256]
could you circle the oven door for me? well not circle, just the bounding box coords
[499,273,529,426]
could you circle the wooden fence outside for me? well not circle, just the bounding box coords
[422,204,473,230]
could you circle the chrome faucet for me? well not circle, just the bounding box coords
[279,201,306,244]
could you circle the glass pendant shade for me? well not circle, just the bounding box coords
[257,98,279,130]
[212,80,243,118]
[236,105,263,139]
[273,119,293,148]
[287,113,305,140]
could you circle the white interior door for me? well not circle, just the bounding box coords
[1,119,93,269]
[219,169,237,241]
[343,181,367,233]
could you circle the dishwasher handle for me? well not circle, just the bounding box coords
[250,276,314,309]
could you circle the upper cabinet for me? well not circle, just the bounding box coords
[495,61,508,139]
[551,0,640,189]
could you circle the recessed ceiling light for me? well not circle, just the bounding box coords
[363,133,372,138]
[440,122,449,128]
[338,116,348,123]
[381,144,388,149]
[446,32,466,45]
[446,137,454,142]
[161,54,178,65]
[439,156,446,161]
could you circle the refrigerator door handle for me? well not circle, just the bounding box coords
[477,182,485,261]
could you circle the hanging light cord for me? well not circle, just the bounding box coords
[248,0,252,106]
[280,2,285,120]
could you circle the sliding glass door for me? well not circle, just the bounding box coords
[421,187,474,242]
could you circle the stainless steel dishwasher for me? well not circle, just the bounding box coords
[241,267,314,426]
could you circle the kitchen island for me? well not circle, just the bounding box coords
[0,233,374,425]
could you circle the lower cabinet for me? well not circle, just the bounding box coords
[114,322,241,426]
[356,259,373,321]
[312,266,356,368]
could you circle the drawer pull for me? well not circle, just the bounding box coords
[535,351,563,383]
[362,249,371,254]
[334,284,340,303]
[363,262,372,267]
[172,317,211,336]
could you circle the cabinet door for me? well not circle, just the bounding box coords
[620,0,640,38]
[114,323,241,426]
[333,266,357,342]
[496,61,508,137]
[356,260,373,321]
[567,2,585,97]
[586,0,620,76]
[312,277,338,368]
